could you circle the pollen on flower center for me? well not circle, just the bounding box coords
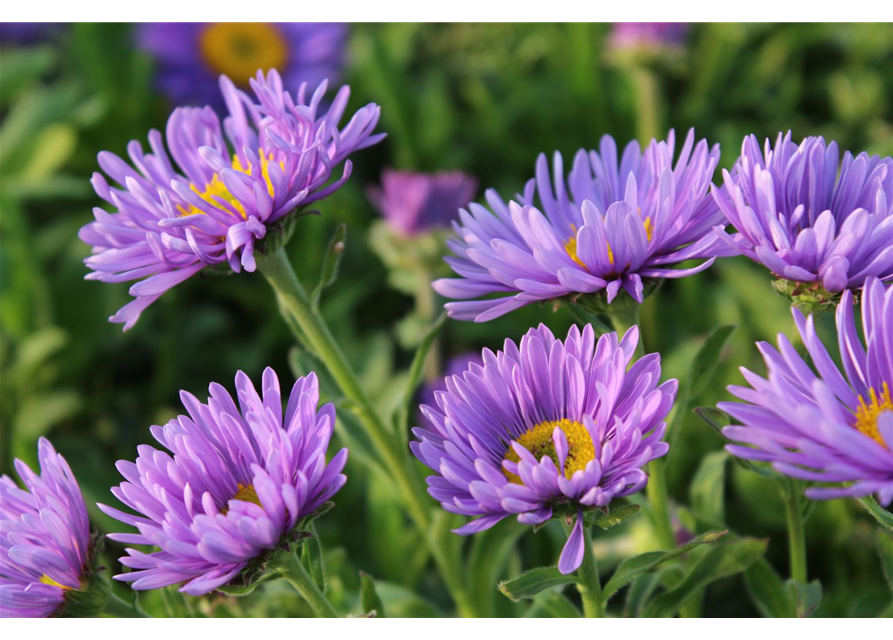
[853,382,892,447]
[564,218,653,269]
[178,152,281,219]
[39,574,74,590]
[223,482,263,514]
[198,23,288,86]
[503,418,595,484]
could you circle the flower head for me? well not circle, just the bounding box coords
[432,129,729,321]
[101,368,347,595]
[713,133,893,301]
[417,352,484,429]
[608,23,689,51]
[720,277,893,506]
[411,324,674,574]
[79,69,384,330]
[136,23,347,109]
[1,438,92,618]
[368,170,478,236]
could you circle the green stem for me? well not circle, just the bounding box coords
[783,480,808,583]
[605,303,645,359]
[256,246,471,615]
[576,524,605,618]
[276,551,339,618]
[104,591,151,618]
[630,66,661,144]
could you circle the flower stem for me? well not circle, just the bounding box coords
[256,246,471,615]
[104,591,151,618]
[576,524,605,618]
[782,479,808,583]
[275,550,339,618]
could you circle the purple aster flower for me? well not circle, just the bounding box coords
[713,132,893,299]
[136,23,347,109]
[607,23,689,50]
[411,324,675,574]
[100,368,347,595]
[1,438,92,618]
[417,352,484,429]
[432,129,730,321]
[720,276,893,506]
[367,170,478,236]
[79,69,384,330]
[0,23,61,46]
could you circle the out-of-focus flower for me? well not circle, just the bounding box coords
[1,438,96,618]
[607,23,689,51]
[367,170,478,236]
[713,133,893,311]
[136,23,347,109]
[720,276,893,506]
[0,22,61,46]
[411,324,674,574]
[79,69,383,330]
[433,129,730,322]
[101,368,347,595]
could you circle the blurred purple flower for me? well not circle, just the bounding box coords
[713,132,893,293]
[136,23,347,109]
[0,23,61,45]
[1,438,91,618]
[721,276,893,506]
[368,170,478,235]
[101,369,347,595]
[608,23,689,50]
[433,129,731,322]
[79,69,383,330]
[411,324,674,574]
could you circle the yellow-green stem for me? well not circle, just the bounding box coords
[276,551,339,618]
[577,524,605,617]
[783,480,808,584]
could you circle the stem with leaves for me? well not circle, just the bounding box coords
[274,550,339,618]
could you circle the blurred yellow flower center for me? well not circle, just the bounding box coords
[222,483,262,514]
[39,574,73,590]
[854,382,892,447]
[564,218,652,269]
[503,418,595,484]
[178,152,281,219]
[199,23,288,86]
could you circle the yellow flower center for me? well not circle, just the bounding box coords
[854,382,892,447]
[39,574,74,590]
[503,418,595,484]
[222,483,263,514]
[564,218,652,269]
[198,23,289,86]
[178,152,281,219]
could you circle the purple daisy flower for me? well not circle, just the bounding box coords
[720,276,893,506]
[100,368,347,595]
[432,129,731,322]
[367,170,478,236]
[79,69,383,330]
[607,23,689,50]
[713,132,893,296]
[136,23,347,109]
[1,438,92,618]
[411,324,675,574]
[417,352,484,429]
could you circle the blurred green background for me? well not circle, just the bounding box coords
[1,23,892,617]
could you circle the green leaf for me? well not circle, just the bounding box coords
[669,325,736,444]
[498,567,579,602]
[602,529,729,603]
[301,521,326,593]
[588,503,641,530]
[857,496,893,534]
[625,571,663,618]
[643,538,767,618]
[876,530,893,595]
[744,558,794,618]
[468,518,526,617]
[393,311,446,439]
[525,591,582,618]
[311,223,347,309]
[787,579,822,618]
[360,572,387,618]
[0,47,56,108]
[690,450,728,526]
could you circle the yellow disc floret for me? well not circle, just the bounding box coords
[199,23,289,86]
[223,482,263,514]
[854,382,892,447]
[503,418,596,484]
[564,217,652,270]
[178,152,281,220]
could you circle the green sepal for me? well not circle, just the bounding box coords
[585,503,642,530]
[56,529,110,618]
[771,278,841,317]
[498,567,579,602]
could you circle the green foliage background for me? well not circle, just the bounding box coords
[1,23,892,617]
